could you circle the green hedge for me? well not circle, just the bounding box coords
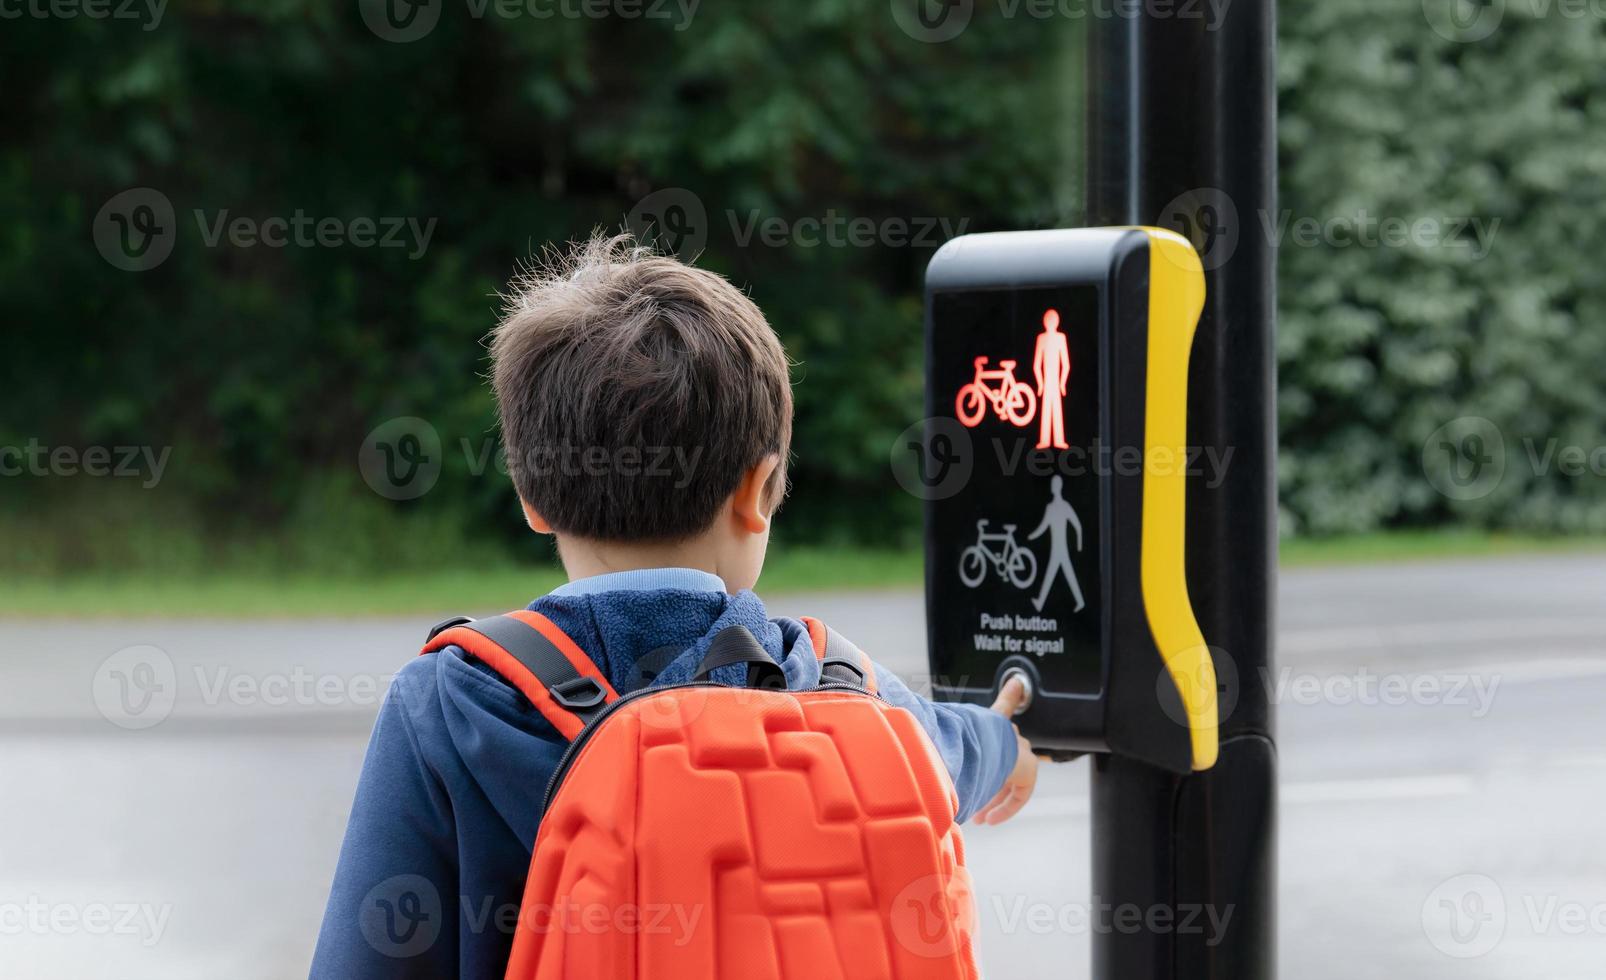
[1278,1,1606,533]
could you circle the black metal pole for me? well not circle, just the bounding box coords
[1085,3,1278,980]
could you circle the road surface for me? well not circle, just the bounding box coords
[3,554,1604,978]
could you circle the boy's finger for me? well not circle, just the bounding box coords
[981,788,1027,825]
[972,784,1011,824]
[990,675,1028,716]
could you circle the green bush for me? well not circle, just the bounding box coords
[1278,0,1606,534]
[5,2,1604,580]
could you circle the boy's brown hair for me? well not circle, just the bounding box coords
[490,233,792,542]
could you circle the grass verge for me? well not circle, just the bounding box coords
[0,548,926,619]
[4,531,1602,618]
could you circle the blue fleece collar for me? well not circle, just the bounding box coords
[548,567,728,597]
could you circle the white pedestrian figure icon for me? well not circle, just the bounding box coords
[1028,475,1085,613]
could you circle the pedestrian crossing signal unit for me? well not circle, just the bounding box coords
[922,228,1217,774]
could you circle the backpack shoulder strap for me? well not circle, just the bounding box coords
[420,611,619,740]
[797,616,878,694]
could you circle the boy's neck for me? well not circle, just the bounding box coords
[558,534,725,586]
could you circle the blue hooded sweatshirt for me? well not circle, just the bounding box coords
[310,568,1017,979]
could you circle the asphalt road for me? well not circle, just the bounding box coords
[3,554,1605,978]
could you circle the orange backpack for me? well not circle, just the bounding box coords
[421,610,979,980]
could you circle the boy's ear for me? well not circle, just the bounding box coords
[520,498,554,535]
[731,454,782,535]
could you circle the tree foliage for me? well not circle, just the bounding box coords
[3,2,1602,575]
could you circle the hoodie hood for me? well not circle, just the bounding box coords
[422,586,818,843]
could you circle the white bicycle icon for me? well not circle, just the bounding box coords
[958,519,1038,589]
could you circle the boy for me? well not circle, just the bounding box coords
[311,233,1037,978]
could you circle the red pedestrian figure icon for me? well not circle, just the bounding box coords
[1033,309,1070,450]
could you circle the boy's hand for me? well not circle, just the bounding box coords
[972,676,1040,826]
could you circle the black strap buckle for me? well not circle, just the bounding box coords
[819,658,867,689]
[426,615,474,643]
[549,676,609,712]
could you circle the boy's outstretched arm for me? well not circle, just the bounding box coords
[971,676,1039,825]
[870,666,1040,825]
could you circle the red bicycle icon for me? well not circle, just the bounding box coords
[955,356,1037,428]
